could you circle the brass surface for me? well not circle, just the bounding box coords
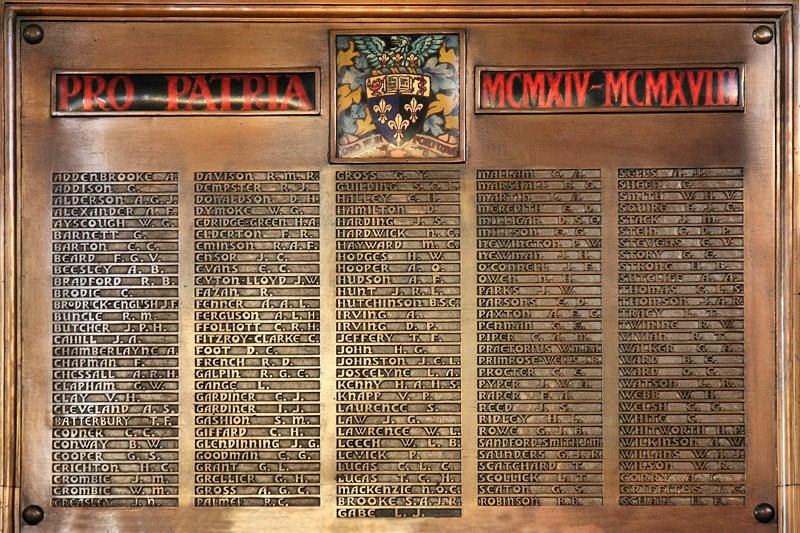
[2,3,797,532]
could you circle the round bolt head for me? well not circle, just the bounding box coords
[752,25,774,45]
[22,505,45,525]
[753,502,775,523]
[22,24,44,45]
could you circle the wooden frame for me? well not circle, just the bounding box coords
[1,2,796,531]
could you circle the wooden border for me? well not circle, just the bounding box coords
[2,4,18,533]
[776,7,799,533]
[1,3,797,531]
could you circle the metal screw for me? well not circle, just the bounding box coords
[21,505,44,525]
[752,25,774,45]
[22,24,44,45]
[753,502,776,523]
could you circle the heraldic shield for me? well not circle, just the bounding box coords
[366,73,431,147]
[334,32,462,161]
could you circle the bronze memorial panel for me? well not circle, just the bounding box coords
[2,2,797,532]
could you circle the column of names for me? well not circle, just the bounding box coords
[335,170,462,518]
[617,167,745,505]
[193,170,321,507]
[476,168,603,506]
[51,171,179,507]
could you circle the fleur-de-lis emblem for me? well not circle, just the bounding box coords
[387,113,410,144]
[378,53,391,66]
[392,53,405,66]
[372,99,393,124]
[406,53,419,68]
[404,97,423,123]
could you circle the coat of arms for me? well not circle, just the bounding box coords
[333,32,462,161]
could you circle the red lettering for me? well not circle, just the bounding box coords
[478,67,739,112]
[604,71,629,107]
[522,72,546,108]
[57,75,82,112]
[481,72,505,109]
[165,76,192,111]
[723,69,739,106]
[716,70,726,106]
[668,70,688,107]
[706,69,716,105]
[187,76,216,111]
[562,72,572,107]
[106,76,134,111]
[686,70,705,106]
[505,72,523,109]
[282,74,312,111]
[242,76,266,110]
[211,75,240,111]
[82,75,108,111]
[628,71,646,107]
[265,75,280,110]
[644,71,668,106]
[545,71,564,108]
[572,71,591,108]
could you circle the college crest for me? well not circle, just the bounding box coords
[333,32,463,161]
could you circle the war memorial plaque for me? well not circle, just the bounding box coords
[2,1,798,532]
